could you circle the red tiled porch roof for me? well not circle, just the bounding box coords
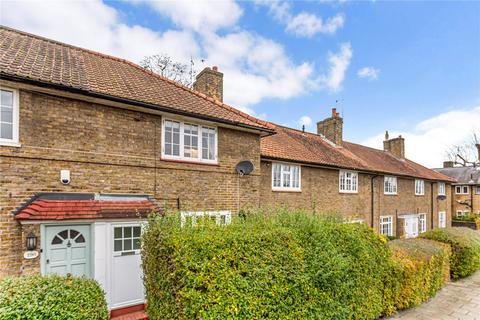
[15,199,156,220]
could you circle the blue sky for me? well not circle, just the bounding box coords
[1,0,479,167]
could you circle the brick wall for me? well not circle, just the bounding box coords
[452,185,480,216]
[260,160,452,235]
[0,89,261,278]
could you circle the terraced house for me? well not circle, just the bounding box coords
[0,26,455,314]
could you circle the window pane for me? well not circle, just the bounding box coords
[124,227,132,238]
[1,123,12,139]
[124,239,132,251]
[114,240,123,252]
[133,238,141,250]
[133,227,141,237]
[0,90,13,107]
[1,108,13,123]
[114,227,122,239]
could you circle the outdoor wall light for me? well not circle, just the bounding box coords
[26,232,37,251]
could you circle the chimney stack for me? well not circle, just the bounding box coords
[443,161,454,168]
[383,131,405,159]
[193,66,223,102]
[317,108,343,145]
[476,143,480,164]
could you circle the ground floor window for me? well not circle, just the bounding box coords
[438,211,446,228]
[181,211,232,227]
[456,210,469,218]
[419,213,427,233]
[113,226,141,254]
[380,216,393,236]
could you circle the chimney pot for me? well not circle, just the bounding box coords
[385,131,389,140]
[317,108,343,145]
[212,66,218,71]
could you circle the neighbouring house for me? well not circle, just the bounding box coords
[260,112,455,238]
[0,26,456,315]
[434,158,480,219]
[0,26,273,314]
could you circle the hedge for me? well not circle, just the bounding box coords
[420,227,480,279]
[0,274,108,320]
[142,211,394,320]
[387,238,450,311]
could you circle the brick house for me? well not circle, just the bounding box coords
[260,111,455,238]
[435,158,480,218]
[0,26,455,314]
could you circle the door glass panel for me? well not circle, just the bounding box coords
[114,240,123,252]
[133,238,141,250]
[124,239,132,251]
[133,227,141,237]
[52,235,63,245]
[124,227,132,238]
[58,230,68,239]
[114,227,122,239]
[75,234,85,243]
[70,230,79,239]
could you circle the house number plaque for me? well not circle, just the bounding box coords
[24,251,39,259]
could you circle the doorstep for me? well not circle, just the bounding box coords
[110,304,148,320]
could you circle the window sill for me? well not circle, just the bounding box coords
[415,194,425,196]
[384,193,398,196]
[161,157,219,166]
[0,141,21,148]
[272,188,302,193]
[339,190,358,194]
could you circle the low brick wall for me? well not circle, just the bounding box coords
[452,220,478,230]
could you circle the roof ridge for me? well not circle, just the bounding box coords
[1,25,271,131]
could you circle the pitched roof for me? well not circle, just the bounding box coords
[0,26,272,133]
[434,166,480,185]
[15,193,157,220]
[261,124,456,182]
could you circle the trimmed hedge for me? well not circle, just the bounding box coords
[0,274,108,320]
[387,238,451,311]
[142,211,393,320]
[420,227,480,279]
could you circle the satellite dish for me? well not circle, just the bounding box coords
[235,160,254,176]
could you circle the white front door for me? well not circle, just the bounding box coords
[44,225,91,277]
[110,223,144,309]
[404,216,419,238]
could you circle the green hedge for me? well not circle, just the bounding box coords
[142,211,393,320]
[387,238,450,311]
[420,227,480,279]
[0,274,108,320]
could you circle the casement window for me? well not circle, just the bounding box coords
[415,179,425,196]
[456,210,469,218]
[113,226,141,254]
[438,182,446,196]
[384,176,398,195]
[0,87,19,146]
[181,211,231,227]
[419,213,427,233]
[476,186,480,195]
[455,185,469,195]
[162,119,217,163]
[339,170,358,193]
[272,163,301,191]
[438,211,446,228]
[380,216,393,237]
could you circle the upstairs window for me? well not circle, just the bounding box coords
[272,163,301,191]
[339,170,358,193]
[380,216,393,237]
[415,179,425,195]
[162,119,217,164]
[0,87,19,146]
[455,185,469,195]
[438,182,446,196]
[384,176,398,195]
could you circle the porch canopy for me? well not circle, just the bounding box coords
[14,193,157,220]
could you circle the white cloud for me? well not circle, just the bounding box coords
[299,115,313,127]
[362,106,480,168]
[318,43,353,92]
[357,67,380,81]
[1,0,351,116]
[258,1,345,37]
[134,0,242,33]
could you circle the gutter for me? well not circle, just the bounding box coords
[371,175,379,228]
[1,73,275,135]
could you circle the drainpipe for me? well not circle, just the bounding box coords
[471,185,474,214]
[431,182,434,229]
[371,175,379,228]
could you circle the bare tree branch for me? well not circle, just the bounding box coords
[139,54,197,88]
[445,129,480,166]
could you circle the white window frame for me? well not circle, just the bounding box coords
[415,179,425,196]
[112,224,142,256]
[455,185,469,195]
[0,87,20,146]
[456,210,469,218]
[339,170,358,193]
[384,176,398,195]
[419,213,427,233]
[476,186,480,195]
[438,211,446,228]
[161,118,218,164]
[181,211,231,227]
[380,215,393,237]
[271,163,301,192]
[438,182,446,196]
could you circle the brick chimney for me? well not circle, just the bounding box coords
[476,143,480,163]
[443,161,454,168]
[193,66,223,102]
[317,108,343,145]
[383,131,405,159]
